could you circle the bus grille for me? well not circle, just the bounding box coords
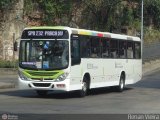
[33,83,51,87]
[27,71,58,76]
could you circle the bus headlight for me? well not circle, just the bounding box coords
[55,72,69,82]
[18,70,29,81]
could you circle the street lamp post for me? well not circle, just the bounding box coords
[141,0,144,59]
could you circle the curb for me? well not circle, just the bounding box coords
[0,68,17,75]
[0,82,15,89]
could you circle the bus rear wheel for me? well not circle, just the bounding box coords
[36,90,48,96]
[117,74,125,92]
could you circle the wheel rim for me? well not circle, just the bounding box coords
[120,78,124,90]
[82,82,87,93]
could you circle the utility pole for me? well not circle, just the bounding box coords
[141,0,144,58]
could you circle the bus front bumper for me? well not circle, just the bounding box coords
[18,77,69,91]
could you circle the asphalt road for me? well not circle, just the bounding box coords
[0,70,160,119]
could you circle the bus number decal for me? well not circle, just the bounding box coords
[87,63,98,69]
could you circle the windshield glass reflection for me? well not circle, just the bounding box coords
[19,40,69,70]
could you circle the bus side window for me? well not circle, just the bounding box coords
[102,38,110,58]
[127,41,133,59]
[110,39,118,58]
[80,36,91,58]
[90,37,101,58]
[134,42,141,59]
[71,35,81,65]
[119,40,127,59]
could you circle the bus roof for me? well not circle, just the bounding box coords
[24,26,141,41]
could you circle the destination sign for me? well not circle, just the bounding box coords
[21,29,69,39]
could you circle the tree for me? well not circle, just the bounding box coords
[38,0,72,25]
[144,0,160,29]
[80,0,124,31]
[0,0,16,10]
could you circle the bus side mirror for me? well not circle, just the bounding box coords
[14,41,18,51]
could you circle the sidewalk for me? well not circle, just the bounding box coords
[0,59,160,89]
[0,82,15,89]
[0,69,17,89]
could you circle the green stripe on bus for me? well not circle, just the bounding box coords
[22,70,64,79]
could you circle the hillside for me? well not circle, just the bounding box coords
[0,0,160,60]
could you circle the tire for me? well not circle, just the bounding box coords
[78,77,89,97]
[36,90,48,96]
[117,74,125,92]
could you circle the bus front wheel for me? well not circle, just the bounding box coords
[78,77,89,97]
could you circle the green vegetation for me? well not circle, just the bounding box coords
[24,0,72,25]
[41,0,72,25]
[0,0,160,67]
[144,28,160,44]
[144,0,160,29]
[0,60,18,68]
[23,0,160,31]
[2,0,160,44]
[0,0,16,10]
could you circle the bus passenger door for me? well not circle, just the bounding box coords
[70,34,82,90]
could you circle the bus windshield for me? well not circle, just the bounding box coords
[19,40,69,70]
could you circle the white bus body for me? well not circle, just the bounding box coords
[18,26,142,97]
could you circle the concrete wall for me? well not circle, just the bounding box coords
[0,0,25,60]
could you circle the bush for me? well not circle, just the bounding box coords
[144,28,160,45]
[0,60,18,68]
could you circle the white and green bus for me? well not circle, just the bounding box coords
[18,26,142,97]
